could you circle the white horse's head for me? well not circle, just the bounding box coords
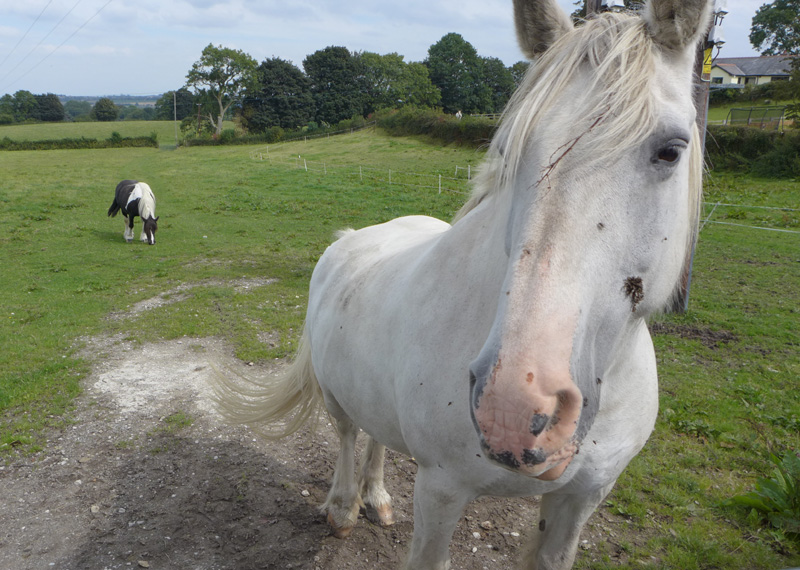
[467,0,710,479]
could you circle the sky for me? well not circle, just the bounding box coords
[0,0,768,98]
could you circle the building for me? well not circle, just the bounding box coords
[710,55,796,89]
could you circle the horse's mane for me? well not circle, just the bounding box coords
[453,11,703,306]
[455,11,700,226]
[138,183,156,219]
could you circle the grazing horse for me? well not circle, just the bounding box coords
[215,0,710,568]
[107,180,158,245]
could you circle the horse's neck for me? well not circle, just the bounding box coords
[140,191,155,218]
[437,191,515,289]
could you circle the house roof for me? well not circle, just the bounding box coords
[711,55,796,77]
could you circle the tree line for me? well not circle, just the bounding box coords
[178,33,527,137]
[0,33,526,134]
[2,0,796,133]
[0,91,153,124]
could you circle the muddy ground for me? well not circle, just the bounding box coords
[0,288,638,570]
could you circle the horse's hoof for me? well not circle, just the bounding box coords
[125,238,133,243]
[327,513,354,539]
[365,503,395,527]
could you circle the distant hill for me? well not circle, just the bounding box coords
[59,94,162,107]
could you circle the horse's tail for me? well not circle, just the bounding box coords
[211,327,325,440]
[108,200,121,217]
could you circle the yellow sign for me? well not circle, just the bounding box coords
[702,48,712,81]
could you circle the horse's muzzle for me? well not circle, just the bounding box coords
[469,356,582,480]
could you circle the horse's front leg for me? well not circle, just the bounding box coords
[523,481,616,570]
[404,466,472,570]
[321,416,362,538]
[358,436,394,526]
[123,215,134,242]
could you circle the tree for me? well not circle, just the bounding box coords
[33,93,65,122]
[360,52,441,111]
[304,46,366,124]
[240,57,314,132]
[425,33,491,114]
[0,94,13,124]
[12,90,37,122]
[481,57,516,113]
[749,0,800,55]
[509,61,530,88]
[63,100,92,121]
[92,97,119,121]
[154,88,195,121]
[185,43,258,135]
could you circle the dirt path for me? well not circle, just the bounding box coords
[0,318,629,569]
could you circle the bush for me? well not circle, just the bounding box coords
[705,125,800,178]
[375,106,496,147]
[724,451,800,538]
[0,133,158,151]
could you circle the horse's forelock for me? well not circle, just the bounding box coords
[455,12,659,222]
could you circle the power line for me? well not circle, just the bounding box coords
[0,0,84,88]
[1,0,115,94]
[0,0,57,71]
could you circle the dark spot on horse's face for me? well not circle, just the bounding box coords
[623,276,644,312]
[539,519,546,532]
[529,413,549,436]
[597,222,605,230]
[522,448,547,466]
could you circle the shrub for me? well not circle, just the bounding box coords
[724,451,800,537]
[0,133,158,151]
[705,125,800,178]
[375,106,496,147]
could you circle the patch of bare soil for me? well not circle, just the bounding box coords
[650,322,737,349]
[0,292,641,569]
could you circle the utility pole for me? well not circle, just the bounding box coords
[680,0,727,311]
[173,91,178,147]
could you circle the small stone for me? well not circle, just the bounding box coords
[510,532,520,537]
[138,562,150,568]
[90,505,100,514]
[480,520,493,530]
[472,532,481,539]
[301,490,310,497]
[472,547,478,553]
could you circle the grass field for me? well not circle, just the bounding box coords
[0,124,798,569]
[707,100,793,123]
[0,120,234,147]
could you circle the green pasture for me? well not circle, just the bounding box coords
[707,100,793,123]
[0,120,234,147]
[0,125,798,569]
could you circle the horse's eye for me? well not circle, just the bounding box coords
[654,139,687,165]
[658,146,681,163]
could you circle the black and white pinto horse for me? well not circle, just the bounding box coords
[108,180,159,245]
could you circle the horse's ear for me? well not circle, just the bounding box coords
[644,0,713,53]
[513,0,573,60]
[155,216,159,221]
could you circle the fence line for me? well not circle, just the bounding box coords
[252,148,796,234]
[701,202,798,212]
[704,221,800,234]
[254,153,473,196]
[248,121,378,160]
[700,201,799,234]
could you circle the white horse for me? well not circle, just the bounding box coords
[216,0,710,568]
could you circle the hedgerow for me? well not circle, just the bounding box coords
[0,132,158,151]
